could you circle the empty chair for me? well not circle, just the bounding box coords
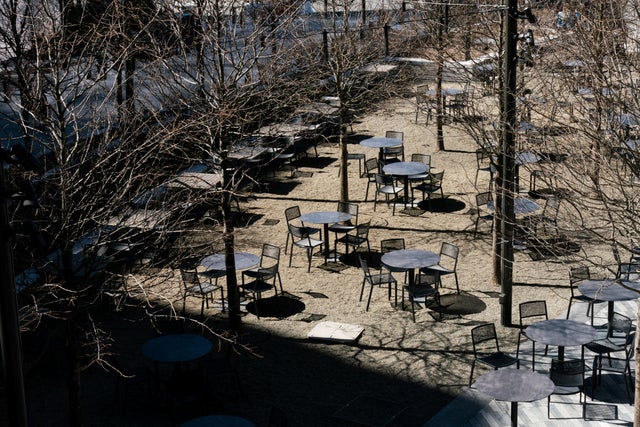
[422,242,460,294]
[382,131,405,163]
[474,149,494,188]
[374,173,403,216]
[180,267,224,318]
[613,243,640,280]
[586,312,634,376]
[364,157,379,201]
[284,206,320,254]
[335,221,371,257]
[469,323,519,386]
[242,243,283,295]
[415,84,437,124]
[515,300,548,370]
[408,153,432,199]
[359,255,397,311]
[413,170,444,201]
[328,202,358,241]
[287,223,324,272]
[547,359,586,418]
[592,332,635,403]
[527,195,560,235]
[402,270,440,322]
[474,191,494,238]
[566,265,599,325]
[380,238,407,286]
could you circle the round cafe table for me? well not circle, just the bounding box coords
[299,211,352,262]
[474,369,554,427]
[578,279,640,332]
[383,161,429,208]
[488,198,539,215]
[381,249,440,288]
[201,252,260,272]
[180,415,256,427]
[142,333,212,364]
[524,319,597,370]
[359,136,403,162]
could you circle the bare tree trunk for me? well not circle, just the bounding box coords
[435,6,445,151]
[339,107,349,203]
[635,304,640,426]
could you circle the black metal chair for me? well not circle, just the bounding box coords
[515,300,548,370]
[591,332,635,404]
[422,242,460,294]
[374,173,403,216]
[547,359,586,419]
[180,267,224,318]
[469,323,519,386]
[402,270,440,322]
[328,202,358,243]
[287,223,324,272]
[586,312,634,387]
[566,265,599,325]
[335,221,371,258]
[284,205,320,254]
[474,191,494,239]
[364,157,379,202]
[413,170,444,201]
[358,255,397,311]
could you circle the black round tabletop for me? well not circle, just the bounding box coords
[142,333,212,363]
[180,415,256,427]
[359,136,403,149]
[381,249,440,271]
[578,279,640,302]
[383,161,428,176]
[474,369,554,403]
[201,252,260,271]
[524,319,598,347]
[299,211,352,225]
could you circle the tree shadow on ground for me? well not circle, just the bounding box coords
[244,294,306,319]
[417,197,466,213]
[292,156,337,169]
[429,293,487,318]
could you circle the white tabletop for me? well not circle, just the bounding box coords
[359,137,403,149]
[299,211,352,225]
[201,252,260,271]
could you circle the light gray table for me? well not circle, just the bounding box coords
[524,319,597,369]
[383,161,429,208]
[299,211,352,262]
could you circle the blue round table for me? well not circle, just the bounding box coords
[299,211,352,262]
[360,136,403,161]
[180,415,256,427]
[201,252,260,272]
[142,333,212,363]
[383,161,429,207]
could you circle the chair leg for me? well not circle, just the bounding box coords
[306,247,312,272]
[220,287,226,313]
[359,279,366,302]
[469,360,476,387]
[366,285,374,311]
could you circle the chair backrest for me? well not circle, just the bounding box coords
[610,312,633,341]
[476,191,492,209]
[365,157,378,174]
[440,242,459,269]
[476,148,491,167]
[359,255,372,279]
[471,323,501,355]
[288,223,310,240]
[180,268,201,290]
[411,153,431,166]
[355,221,371,239]
[430,171,444,187]
[550,358,584,388]
[569,265,590,296]
[260,243,281,267]
[543,196,560,219]
[385,130,404,141]
[375,173,394,187]
[381,238,405,253]
[383,145,404,158]
[337,202,359,224]
[285,206,301,223]
[518,300,548,328]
